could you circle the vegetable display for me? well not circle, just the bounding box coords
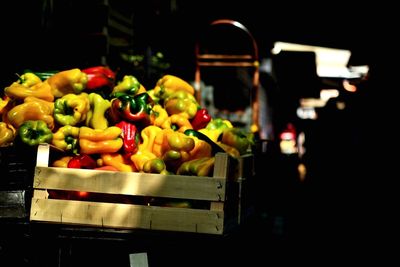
[0,67,254,176]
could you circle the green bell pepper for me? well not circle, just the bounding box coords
[18,120,53,146]
[54,92,90,126]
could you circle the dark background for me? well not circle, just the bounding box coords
[1,0,392,82]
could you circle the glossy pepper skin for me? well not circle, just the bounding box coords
[221,127,253,155]
[184,129,224,155]
[153,75,195,100]
[85,93,111,130]
[79,126,123,154]
[198,118,233,142]
[18,72,42,87]
[18,120,53,146]
[5,76,54,102]
[190,108,211,130]
[0,122,16,147]
[216,141,240,158]
[67,154,97,169]
[153,128,195,172]
[142,158,170,175]
[46,68,88,98]
[130,125,160,171]
[99,153,136,172]
[54,93,90,126]
[115,120,139,156]
[109,93,154,126]
[7,100,54,130]
[152,104,171,129]
[23,96,54,111]
[152,128,195,159]
[0,96,10,115]
[186,135,212,161]
[176,156,215,177]
[164,90,199,119]
[51,125,80,154]
[169,114,193,133]
[110,75,146,97]
[82,66,116,90]
[51,156,73,168]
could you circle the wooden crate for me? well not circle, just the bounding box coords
[30,144,253,235]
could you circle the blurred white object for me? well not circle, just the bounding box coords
[272,41,368,79]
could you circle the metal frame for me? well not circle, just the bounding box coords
[194,19,260,134]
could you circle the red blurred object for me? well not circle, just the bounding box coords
[82,66,116,90]
[280,123,296,140]
[77,191,89,198]
[67,154,97,169]
[279,123,297,154]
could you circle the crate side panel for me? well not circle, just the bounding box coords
[30,198,224,234]
[34,167,226,201]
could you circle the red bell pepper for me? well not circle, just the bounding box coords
[115,120,139,156]
[190,108,211,130]
[67,154,97,169]
[82,66,116,90]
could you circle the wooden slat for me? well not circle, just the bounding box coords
[36,143,50,167]
[33,167,226,201]
[213,153,229,178]
[30,199,224,235]
[32,189,48,200]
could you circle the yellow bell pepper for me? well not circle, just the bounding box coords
[198,118,233,142]
[23,96,54,112]
[142,158,170,175]
[0,122,16,147]
[0,96,11,115]
[85,93,111,130]
[18,72,42,87]
[130,125,161,171]
[152,104,171,129]
[153,74,195,99]
[99,153,136,172]
[79,126,123,154]
[216,141,240,158]
[187,135,212,161]
[51,156,73,168]
[7,100,54,130]
[5,79,54,102]
[152,128,194,159]
[46,68,88,98]
[168,114,193,133]
[52,125,80,154]
[152,128,195,172]
[130,150,157,172]
[176,157,215,177]
[164,90,199,119]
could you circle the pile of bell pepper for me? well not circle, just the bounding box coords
[0,67,254,177]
